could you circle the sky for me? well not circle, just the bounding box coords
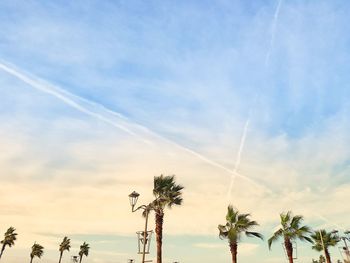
[0,0,350,262]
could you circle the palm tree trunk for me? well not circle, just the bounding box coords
[229,241,238,263]
[284,238,294,263]
[79,255,83,263]
[155,211,164,263]
[325,249,332,263]
[30,256,33,263]
[0,244,5,260]
[58,251,63,263]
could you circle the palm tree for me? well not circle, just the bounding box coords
[311,230,340,263]
[78,242,90,263]
[58,236,71,263]
[218,205,263,263]
[268,211,312,263]
[151,175,184,263]
[0,227,18,260]
[30,243,44,263]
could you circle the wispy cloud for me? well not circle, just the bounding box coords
[0,60,271,193]
[1,0,350,262]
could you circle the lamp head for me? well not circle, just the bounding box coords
[128,191,140,208]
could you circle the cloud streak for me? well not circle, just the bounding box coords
[265,0,283,67]
[0,59,271,193]
[227,0,284,200]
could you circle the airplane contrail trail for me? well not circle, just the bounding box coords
[226,0,284,200]
[0,61,147,142]
[224,0,346,230]
[226,118,250,200]
[1,61,343,230]
[0,60,272,193]
[265,0,283,67]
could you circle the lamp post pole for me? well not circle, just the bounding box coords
[319,230,327,261]
[341,237,350,261]
[330,230,350,262]
[128,191,152,263]
[142,208,150,263]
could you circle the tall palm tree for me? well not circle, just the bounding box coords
[78,242,90,263]
[151,175,184,263]
[30,243,44,263]
[0,227,18,260]
[268,211,312,263]
[311,230,340,263]
[58,236,71,263]
[218,205,263,263]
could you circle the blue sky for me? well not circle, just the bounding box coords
[1,0,350,262]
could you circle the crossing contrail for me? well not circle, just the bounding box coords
[0,58,343,231]
[227,0,284,200]
[226,118,250,200]
[0,60,272,193]
[224,0,346,231]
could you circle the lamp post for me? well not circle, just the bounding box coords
[319,230,339,261]
[128,191,153,263]
[331,230,350,262]
[319,230,327,261]
[340,231,350,262]
[71,256,79,263]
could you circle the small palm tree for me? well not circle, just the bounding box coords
[311,230,340,263]
[151,175,184,263]
[218,205,263,263]
[268,211,312,263]
[0,227,18,260]
[58,236,71,263]
[78,242,90,263]
[30,243,44,263]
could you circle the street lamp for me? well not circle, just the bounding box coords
[330,230,350,262]
[128,191,153,263]
[319,230,339,261]
[340,231,350,262]
[71,256,79,263]
[129,191,140,208]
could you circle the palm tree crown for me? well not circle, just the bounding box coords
[218,205,264,242]
[78,242,90,263]
[311,230,339,263]
[311,230,339,251]
[30,243,44,263]
[268,211,312,249]
[1,227,17,248]
[152,175,184,210]
[0,227,18,259]
[59,237,71,253]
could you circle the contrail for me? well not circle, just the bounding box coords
[226,118,250,200]
[0,60,272,193]
[265,0,283,67]
[0,61,148,142]
[226,0,283,200]
[242,0,345,230]
[1,61,343,231]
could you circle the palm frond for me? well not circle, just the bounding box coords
[218,205,262,244]
[268,228,283,249]
[246,231,264,240]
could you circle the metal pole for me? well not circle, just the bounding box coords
[319,230,327,261]
[142,208,149,263]
[343,237,350,261]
